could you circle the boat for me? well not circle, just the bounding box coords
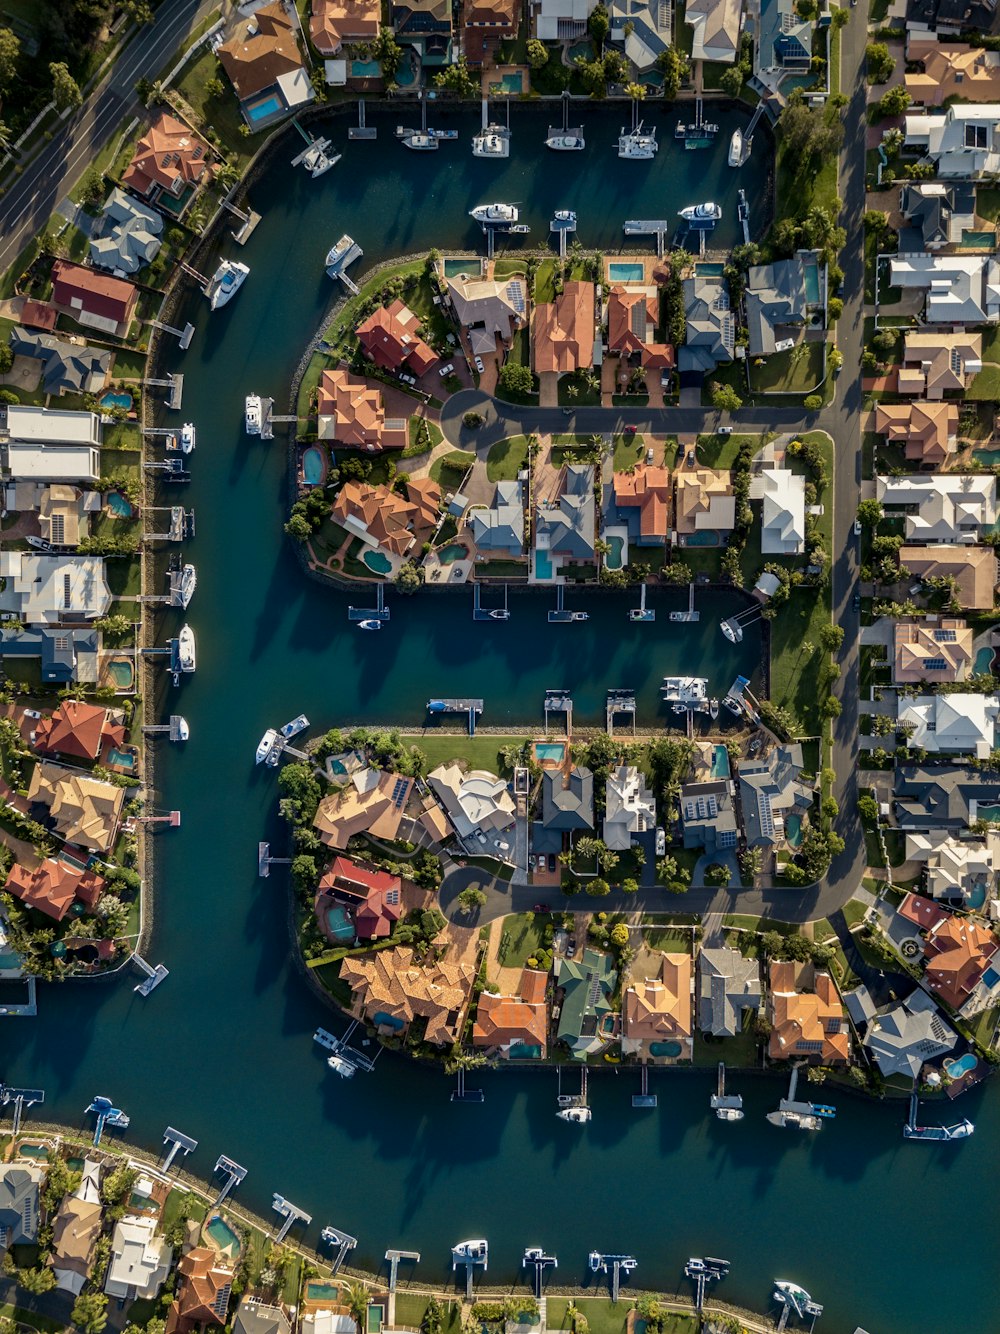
[523,1247,554,1265]
[728,128,743,166]
[557,1105,592,1123]
[737,189,749,225]
[174,717,190,742]
[177,563,197,609]
[704,1258,730,1272]
[904,1118,974,1140]
[430,128,459,140]
[470,202,518,224]
[325,235,362,279]
[709,699,719,719]
[177,625,196,673]
[685,1259,707,1276]
[396,126,439,150]
[570,611,589,621]
[509,224,531,234]
[327,1053,356,1078]
[357,619,382,631]
[452,1240,488,1267]
[617,123,657,159]
[281,714,309,739]
[206,259,250,310]
[488,609,510,620]
[774,1282,817,1319]
[86,1096,129,1129]
[553,209,576,223]
[472,128,510,158]
[180,422,196,454]
[720,619,740,643]
[302,142,340,176]
[546,133,585,150]
[714,1105,743,1121]
[245,394,262,435]
[679,201,722,222]
[25,535,52,550]
[256,729,280,765]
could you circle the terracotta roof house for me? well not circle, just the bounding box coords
[317,368,407,451]
[50,1161,103,1295]
[923,912,999,1011]
[768,961,849,1065]
[906,40,1000,106]
[339,944,475,1045]
[874,402,958,469]
[900,545,997,611]
[217,1,315,127]
[313,768,414,848]
[165,1247,234,1334]
[893,618,973,684]
[6,856,104,922]
[405,476,441,530]
[622,953,693,1060]
[897,331,982,399]
[122,112,213,212]
[49,260,138,338]
[673,467,736,539]
[309,0,380,54]
[26,762,125,853]
[899,889,952,934]
[315,855,403,941]
[355,299,436,375]
[610,463,671,545]
[532,281,595,375]
[331,479,438,555]
[391,0,453,65]
[33,699,125,762]
[8,328,111,397]
[605,285,674,371]
[473,967,548,1056]
[463,0,518,64]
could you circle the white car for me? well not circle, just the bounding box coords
[23,708,41,720]
[439,363,455,378]
[655,827,666,856]
[853,519,862,536]
[399,372,416,386]
[718,426,733,436]
[474,356,485,374]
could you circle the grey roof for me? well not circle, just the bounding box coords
[0,627,100,683]
[0,1167,40,1245]
[90,188,163,275]
[745,254,816,357]
[906,0,999,34]
[536,464,595,560]
[9,327,111,396]
[698,945,761,1037]
[862,988,957,1079]
[233,1300,292,1334]
[530,820,563,854]
[895,763,1000,831]
[542,765,594,831]
[681,275,734,368]
[738,744,812,848]
[469,479,524,552]
[900,183,976,249]
[844,983,877,1028]
[680,779,737,854]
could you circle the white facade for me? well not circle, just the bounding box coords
[876,473,999,544]
[888,253,1000,325]
[4,405,102,447]
[7,444,100,483]
[897,693,1000,760]
[534,0,594,40]
[427,763,516,839]
[749,467,805,555]
[105,1215,172,1300]
[0,552,111,625]
[603,764,657,850]
[905,104,1000,177]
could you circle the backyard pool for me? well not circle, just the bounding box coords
[489,71,523,95]
[107,492,134,518]
[369,1307,384,1334]
[605,535,624,570]
[246,94,283,123]
[363,550,393,575]
[507,1043,542,1059]
[710,744,731,779]
[373,1011,405,1030]
[650,1040,683,1058]
[306,1282,341,1303]
[975,804,1000,823]
[444,258,481,279]
[323,905,356,943]
[436,543,468,564]
[107,747,136,770]
[396,50,418,86]
[684,530,719,546]
[945,1052,979,1079]
[107,658,135,690]
[16,1143,48,1159]
[99,391,133,411]
[534,549,554,580]
[975,646,995,676]
[967,881,987,910]
[351,59,381,77]
[302,446,327,487]
[568,40,592,60]
[608,262,644,283]
[695,262,725,277]
[785,813,804,848]
[535,742,566,764]
[205,1214,241,1257]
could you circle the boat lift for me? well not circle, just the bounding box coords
[631,1064,656,1109]
[473,583,509,621]
[142,372,183,410]
[523,1248,557,1298]
[453,1240,488,1299]
[147,318,195,351]
[588,1253,637,1303]
[314,1023,378,1075]
[86,1096,129,1146]
[321,1226,358,1274]
[222,197,262,244]
[606,690,635,736]
[258,842,292,878]
[710,1062,743,1121]
[161,1127,198,1173]
[349,582,389,623]
[132,955,169,996]
[426,698,483,736]
[349,98,377,140]
[386,1250,420,1291]
[544,689,573,734]
[212,1155,247,1206]
[0,1085,44,1134]
[684,1257,729,1312]
[904,1091,974,1141]
[451,1065,484,1103]
[272,1194,312,1243]
[549,585,588,623]
[629,582,654,622]
[550,210,577,260]
[767,1065,835,1131]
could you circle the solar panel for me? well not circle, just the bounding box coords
[924,657,948,671]
[934,629,957,642]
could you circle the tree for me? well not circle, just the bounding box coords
[526,38,549,68]
[434,58,478,98]
[865,41,894,84]
[827,297,843,321]
[819,623,844,651]
[285,512,312,540]
[589,877,610,895]
[588,2,610,45]
[50,62,82,111]
[0,26,20,93]
[879,86,910,117]
[463,410,484,428]
[72,1292,109,1334]
[657,46,688,101]
[621,877,638,893]
[498,361,533,397]
[17,1267,57,1295]
[711,382,742,412]
[609,922,629,949]
[831,3,849,25]
[705,862,731,887]
[205,75,226,100]
[0,343,12,375]
[720,65,744,98]
[122,0,154,22]
[457,886,487,913]
[803,394,822,411]
[422,1297,444,1334]
[394,560,422,594]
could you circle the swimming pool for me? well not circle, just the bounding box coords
[107,658,135,690]
[324,905,355,943]
[363,549,393,575]
[396,50,418,86]
[436,543,467,564]
[649,1040,683,1057]
[967,881,987,910]
[568,40,592,60]
[489,72,523,95]
[369,1305,384,1333]
[306,1282,341,1303]
[975,646,995,676]
[107,492,134,518]
[352,59,381,77]
[785,813,804,848]
[605,535,624,570]
[695,262,725,277]
[975,804,1000,823]
[945,1052,978,1078]
[684,530,719,546]
[205,1214,241,1256]
[973,449,1000,466]
[107,747,136,770]
[508,1043,542,1059]
[444,258,481,279]
[100,391,133,411]
[710,744,730,780]
[302,446,327,488]
[373,1011,405,1030]
[535,549,554,580]
[246,94,283,123]
[608,262,644,283]
[535,742,566,764]
[17,1143,48,1159]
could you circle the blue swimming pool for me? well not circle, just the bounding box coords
[100,391,132,411]
[302,446,326,487]
[710,744,730,779]
[535,549,554,580]
[608,262,644,283]
[695,262,725,277]
[975,646,995,676]
[685,530,719,546]
[363,549,393,575]
[489,72,523,95]
[967,881,987,910]
[945,1052,978,1078]
[508,1043,542,1059]
[785,813,804,848]
[246,94,283,123]
[352,59,381,77]
[606,535,624,570]
[324,905,355,943]
[373,1011,405,1030]
[107,747,136,770]
[535,742,565,763]
[982,967,1000,989]
[107,492,133,517]
[649,1040,683,1057]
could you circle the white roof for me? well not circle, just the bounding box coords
[276,67,316,109]
[105,1215,172,1300]
[749,467,806,554]
[888,253,1000,325]
[877,472,998,542]
[7,443,100,483]
[302,1314,356,1334]
[897,693,1000,760]
[3,552,111,625]
[428,763,515,839]
[603,764,657,850]
[5,405,102,447]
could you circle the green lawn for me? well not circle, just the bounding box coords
[487,435,530,481]
[966,363,1000,401]
[415,733,531,772]
[613,434,646,470]
[751,341,826,396]
[643,925,693,951]
[160,1186,208,1237]
[176,47,262,165]
[497,913,550,969]
[840,898,870,930]
[106,559,142,598]
[407,417,443,452]
[429,449,475,489]
[113,348,148,379]
[692,1011,760,1068]
[392,1294,461,1332]
[547,1300,695,1334]
[694,431,768,469]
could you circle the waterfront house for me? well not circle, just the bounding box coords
[679,274,734,376]
[331,479,440,554]
[50,1160,103,1294]
[0,1165,41,1247]
[739,745,812,848]
[27,763,124,854]
[899,545,998,610]
[427,763,516,846]
[534,0,594,41]
[0,628,99,685]
[309,0,380,54]
[122,112,213,214]
[105,1215,172,1300]
[7,328,111,398]
[622,953,693,1062]
[339,944,475,1045]
[874,403,958,469]
[610,463,671,545]
[684,0,742,62]
[905,40,1000,105]
[744,252,820,358]
[899,182,976,251]
[472,967,548,1057]
[767,961,850,1065]
[0,553,111,626]
[302,1313,357,1334]
[445,273,524,357]
[535,464,596,568]
[608,0,671,68]
[542,765,594,834]
[217,1,314,128]
[904,103,1000,178]
[888,253,1000,324]
[34,699,126,763]
[673,467,736,541]
[463,0,518,64]
[905,831,995,905]
[749,466,806,556]
[33,485,92,548]
[3,405,103,485]
[313,768,414,848]
[893,618,973,684]
[391,0,453,66]
[857,987,957,1080]
[680,780,737,855]
[355,300,437,377]
[605,285,674,372]
[49,260,138,338]
[756,0,812,71]
[897,331,982,399]
[698,945,762,1037]
[317,368,407,452]
[233,1299,292,1334]
[906,0,999,38]
[532,282,596,376]
[554,947,617,1059]
[921,908,1000,1014]
[90,189,163,277]
[876,474,999,544]
[603,764,656,851]
[896,693,1000,760]
[315,855,403,941]
[895,763,1000,831]
[165,1246,234,1334]
[468,479,525,557]
[6,856,104,923]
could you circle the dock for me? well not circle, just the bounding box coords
[452,1240,487,1299]
[631,1063,656,1108]
[737,188,750,244]
[161,1127,198,1173]
[148,318,195,350]
[450,1065,484,1103]
[259,842,292,878]
[588,1253,637,1303]
[326,237,363,291]
[904,1091,974,1141]
[548,585,588,623]
[523,1249,557,1298]
[774,1282,823,1330]
[145,506,193,543]
[213,1155,247,1206]
[144,457,190,482]
[386,1250,420,1291]
[143,372,184,410]
[473,582,509,621]
[629,581,654,623]
[86,1096,129,1147]
[0,1085,44,1134]
[132,954,169,996]
[544,689,572,734]
[710,1062,743,1121]
[767,1066,835,1131]
[222,198,262,245]
[669,584,699,623]
[349,98,377,140]
[606,690,635,736]
[321,1225,358,1274]
[349,581,389,623]
[0,976,37,1017]
[684,1258,729,1312]
[272,1194,312,1243]
[623,219,669,258]
[675,96,719,148]
[427,698,483,736]
[314,1023,377,1075]
[550,210,577,260]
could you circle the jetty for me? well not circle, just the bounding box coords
[684,1257,729,1311]
[143,456,190,482]
[349,98,377,140]
[222,197,262,244]
[544,690,573,734]
[629,582,654,622]
[550,210,577,260]
[314,1022,377,1075]
[272,1194,312,1243]
[452,1240,487,1298]
[606,690,635,736]
[326,235,363,291]
[549,585,588,623]
[623,219,670,259]
[349,581,389,624]
[0,1085,44,1134]
[767,1066,835,1131]
[738,188,751,244]
[710,1062,743,1121]
[451,1065,484,1103]
[631,1063,656,1109]
[86,1096,129,1146]
[212,1156,246,1206]
[427,698,483,735]
[385,1249,420,1291]
[588,1253,637,1303]
[523,1248,557,1298]
[473,583,509,621]
[259,842,292,878]
[132,954,169,996]
[147,318,195,350]
[321,1225,358,1274]
[143,371,184,410]
[141,715,189,743]
[670,584,699,623]
[675,96,719,148]
[774,1282,823,1330]
[161,1127,198,1173]
[904,1091,974,1141]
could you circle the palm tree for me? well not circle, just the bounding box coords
[343,1282,370,1330]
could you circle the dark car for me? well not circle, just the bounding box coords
[852,591,862,612]
[547,854,556,872]
[533,902,551,914]
[567,937,578,958]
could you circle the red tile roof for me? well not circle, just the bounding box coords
[50,261,138,328]
[898,890,950,933]
[356,299,437,375]
[612,463,671,540]
[606,285,675,369]
[6,857,104,922]
[317,854,404,939]
[532,281,595,375]
[924,914,998,1010]
[122,111,213,199]
[33,700,125,763]
[19,300,58,332]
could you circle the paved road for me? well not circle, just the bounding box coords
[0,0,219,277]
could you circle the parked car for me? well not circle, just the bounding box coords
[567,937,577,958]
[686,450,696,467]
[718,426,733,436]
[655,827,666,856]
[399,372,416,385]
[646,447,655,464]
[533,902,551,914]
[747,732,763,757]
[23,709,41,720]
[474,355,485,374]
[547,853,557,872]
[852,591,862,612]
[774,338,795,353]
[853,519,862,536]
[439,363,455,378]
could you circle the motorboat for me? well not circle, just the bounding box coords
[180,422,196,453]
[396,126,438,150]
[174,717,190,742]
[523,1247,554,1265]
[617,123,657,159]
[207,259,249,310]
[325,235,362,280]
[177,563,197,609]
[430,128,458,140]
[256,729,280,765]
[588,1252,603,1272]
[714,1105,743,1121]
[546,134,584,150]
[177,625,196,673]
[709,699,720,719]
[679,201,722,222]
[281,714,309,738]
[557,1105,592,1123]
[720,619,739,643]
[26,535,52,550]
[357,619,382,631]
[570,611,589,621]
[685,1259,707,1277]
[327,1054,356,1077]
[86,1096,129,1128]
[470,202,518,224]
[704,1258,731,1272]
[452,1240,488,1267]
[245,394,262,435]
[774,1282,816,1319]
[553,209,577,223]
[488,609,510,620]
[472,128,510,158]
[728,128,743,166]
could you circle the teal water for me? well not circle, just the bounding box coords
[3,103,992,1334]
[306,1282,341,1302]
[108,492,134,517]
[303,446,326,486]
[362,549,392,575]
[206,1214,241,1255]
[975,645,995,675]
[605,535,624,569]
[608,263,644,283]
[710,745,730,780]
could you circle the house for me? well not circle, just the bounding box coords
[331,479,439,555]
[427,763,515,842]
[313,768,414,848]
[5,441,101,487]
[698,945,762,1037]
[900,545,997,610]
[392,0,453,65]
[104,1215,172,1300]
[893,618,973,684]
[609,0,672,67]
[34,485,91,547]
[309,0,380,54]
[673,467,736,539]
[316,369,407,451]
[905,40,1000,105]
[923,911,1000,1012]
[897,331,982,399]
[906,0,1000,37]
[554,948,617,1058]
[0,553,111,625]
[757,0,812,70]
[739,745,813,848]
[622,953,693,1060]
[469,479,525,556]
[315,855,403,941]
[302,1314,357,1334]
[3,405,102,450]
[888,253,1000,325]
[463,0,518,65]
[684,0,742,62]
[445,273,524,356]
[768,961,849,1065]
[0,627,100,685]
[744,253,819,357]
[123,112,213,210]
[532,281,595,375]
[26,762,125,853]
[355,300,437,376]
[542,765,594,833]
[165,1247,234,1334]
[678,275,734,374]
[904,103,1000,177]
[217,1,314,128]
[860,987,957,1079]
[895,763,1000,831]
[680,780,737,854]
[874,402,958,469]
[233,1299,293,1334]
[34,699,126,763]
[898,182,976,250]
[339,944,475,1045]
[535,464,596,565]
[0,1165,41,1247]
[472,967,548,1056]
[6,856,104,922]
[905,830,995,904]
[8,328,111,398]
[610,464,671,545]
[603,764,656,850]
[897,693,1000,760]
[50,1160,103,1294]
[534,0,594,41]
[89,189,163,276]
[20,300,58,332]
[49,260,138,338]
[605,285,674,371]
[876,474,998,544]
[749,466,806,555]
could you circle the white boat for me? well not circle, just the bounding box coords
[728,128,743,167]
[720,619,739,643]
[546,134,584,150]
[256,729,279,765]
[472,128,510,158]
[774,1282,816,1319]
[177,563,197,609]
[714,1106,743,1121]
[709,699,719,719]
[470,201,518,224]
[26,535,52,550]
[617,124,657,159]
[553,209,576,222]
[557,1105,592,1123]
[430,128,458,140]
[207,259,249,310]
[177,625,196,673]
[245,394,262,435]
[327,1053,356,1078]
[174,717,190,742]
[325,235,357,273]
[180,422,196,454]
[679,201,722,221]
[685,1259,708,1276]
[302,143,340,176]
[452,1240,488,1266]
[396,126,439,150]
[588,1252,602,1272]
[357,619,382,632]
[281,714,309,738]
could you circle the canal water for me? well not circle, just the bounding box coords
[2,103,989,1334]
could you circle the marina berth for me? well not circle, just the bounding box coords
[206,259,249,310]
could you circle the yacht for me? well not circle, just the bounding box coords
[728,128,743,166]
[256,729,280,765]
[617,123,657,159]
[357,619,382,631]
[709,699,720,719]
[714,1104,743,1122]
[546,133,584,150]
[430,128,459,140]
[207,259,249,310]
[396,126,438,150]
[472,128,510,158]
[327,1053,356,1077]
[553,209,576,223]
[452,1240,488,1267]
[177,625,196,673]
[470,202,518,224]
[281,714,309,738]
[302,142,340,176]
[245,394,262,435]
[557,1105,592,1123]
[174,717,190,742]
[773,1282,814,1319]
[679,201,722,221]
[180,422,196,454]
[177,563,197,609]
